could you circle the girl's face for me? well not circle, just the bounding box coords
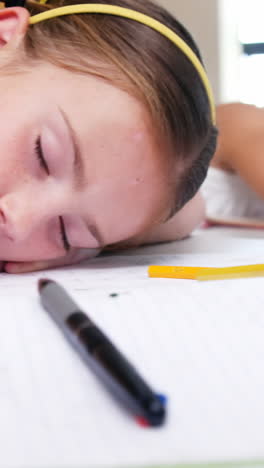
[0,62,169,267]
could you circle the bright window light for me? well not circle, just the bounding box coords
[238,0,264,105]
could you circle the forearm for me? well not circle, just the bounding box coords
[213,103,264,199]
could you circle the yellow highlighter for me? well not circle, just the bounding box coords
[148,264,264,281]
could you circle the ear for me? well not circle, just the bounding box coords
[0,7,29,48]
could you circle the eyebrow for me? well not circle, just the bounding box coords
[59,106,85,190]
[58,107,104,248]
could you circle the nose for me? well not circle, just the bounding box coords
[0,192,42,242]
[0,205,15,241]
[0,188,64,243]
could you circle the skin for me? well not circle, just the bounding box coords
[211,102,264,200]
[0,6,205,273]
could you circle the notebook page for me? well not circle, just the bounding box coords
[1,247,264,467]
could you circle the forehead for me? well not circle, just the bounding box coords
[60,70,151,144]
[58,69,169,184]
[55,70,171,231]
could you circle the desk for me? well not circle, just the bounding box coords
[1,226,264,468]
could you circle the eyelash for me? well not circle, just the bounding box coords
[34,136,50,175]
[34,136,71,253]
[59,216,71,252]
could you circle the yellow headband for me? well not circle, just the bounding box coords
[29,4,216,123]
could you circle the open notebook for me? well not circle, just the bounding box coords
[2,235,264,468]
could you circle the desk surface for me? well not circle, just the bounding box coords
[1,225,264,468]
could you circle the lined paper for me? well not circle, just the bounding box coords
[1,239,264,467]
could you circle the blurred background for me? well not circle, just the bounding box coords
[157,0,264,106]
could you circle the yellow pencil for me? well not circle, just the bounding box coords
[148,264,264,281]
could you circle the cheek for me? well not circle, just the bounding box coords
[131,130,148,146]
[91,183,159,243]
[0,239,54,262]
[0,228,62,262]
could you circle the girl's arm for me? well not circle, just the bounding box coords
[212,102,264,198]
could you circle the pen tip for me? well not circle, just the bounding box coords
[135,416,150,428]
[38,278,51,291]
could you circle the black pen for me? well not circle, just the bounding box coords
[38,279,166,427]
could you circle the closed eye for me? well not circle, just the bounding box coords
[59,216,71,252]
[34,136,50,175]
[34,137,70,252]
